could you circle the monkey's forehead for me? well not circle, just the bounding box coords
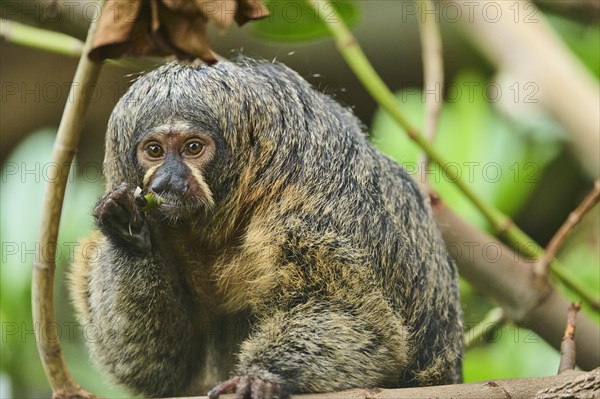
[149,121,197,134]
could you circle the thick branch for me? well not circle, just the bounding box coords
[535,368,600,399]
[31,4,102,398]
[168,369,597,399]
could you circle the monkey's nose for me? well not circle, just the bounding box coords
[150,174,189,198]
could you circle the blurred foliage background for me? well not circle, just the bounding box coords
[1,1,599,397]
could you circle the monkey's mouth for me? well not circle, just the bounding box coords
[148,192,210,221]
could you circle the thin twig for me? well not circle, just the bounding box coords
[0,18,156,69]
[307,0,600,312]
[464,307,506,349]
[417,0,444,173]
[558,302,582,374]
[536,180,600,277]
[0,18,84,57]
[31,6,103,399]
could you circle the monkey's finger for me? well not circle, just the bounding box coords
[263,381,273,399]
[111,187,147,230]
[234,376,249,399]
[207,376,240,399]
[116,190,139,217]
[100,198,130,228]
[251,378,265,399]
[128,225,152,254]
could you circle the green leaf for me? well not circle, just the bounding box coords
[250,0,359,42]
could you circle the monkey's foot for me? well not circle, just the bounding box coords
[208,375,285,399]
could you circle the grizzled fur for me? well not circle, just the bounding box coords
[69,58,463,397]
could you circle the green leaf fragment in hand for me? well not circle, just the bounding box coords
[142,193,163,211]
[134,186,164,211]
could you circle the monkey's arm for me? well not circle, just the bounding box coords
[210,296,409,398]
[69,184,202,397]
[245,299,409,390]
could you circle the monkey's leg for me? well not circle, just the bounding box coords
[69,184,202,397]
[209,297,410,399]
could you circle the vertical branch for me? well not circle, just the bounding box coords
[417,0,444,172]
[558,303,582,374]
[31,5,103,398]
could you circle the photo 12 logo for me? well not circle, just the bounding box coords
[400,1,539,24]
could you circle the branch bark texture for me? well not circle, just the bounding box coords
[167,369,598,399]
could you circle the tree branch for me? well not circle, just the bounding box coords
[536,180,600,277]
[31,4,102,398]
[558,302,582,374]
[535,368,600,399]
[167,369,597,399]
[417,0,443,172]
[0,17,83,56]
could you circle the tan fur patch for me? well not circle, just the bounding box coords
[214,221,283,312]
[142,164,161,188]
[67,231,105,325]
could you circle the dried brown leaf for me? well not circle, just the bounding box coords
[89,0,269,63]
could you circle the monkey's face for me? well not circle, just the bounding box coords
[135,122,216,221]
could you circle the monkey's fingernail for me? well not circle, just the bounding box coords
[136,195,148,207]
[134,186,149,207]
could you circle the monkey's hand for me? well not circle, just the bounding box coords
[94,182,151,253]
[208,373,286,399]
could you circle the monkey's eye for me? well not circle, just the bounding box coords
[184,140,204,157]
[145,143,164,159]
